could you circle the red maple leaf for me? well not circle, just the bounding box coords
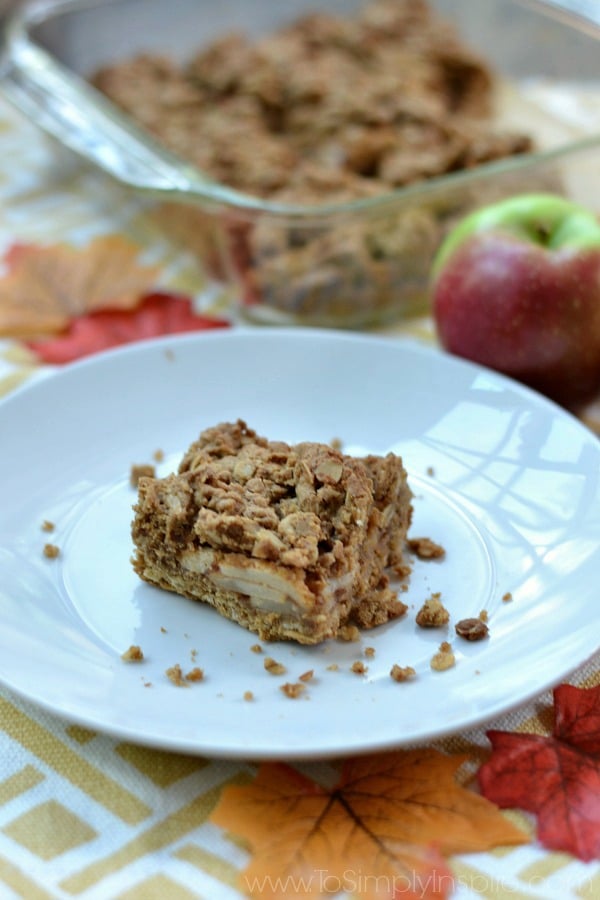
[478,683,600,861]
[26,291,230,364]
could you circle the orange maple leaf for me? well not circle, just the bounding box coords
[0,235,161,337]
[211,750,529,900]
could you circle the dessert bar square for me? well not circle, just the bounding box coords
[131,420,412,643]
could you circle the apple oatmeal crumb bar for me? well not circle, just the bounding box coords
[131,420,412,644]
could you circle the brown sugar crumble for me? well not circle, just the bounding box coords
[264,657,286,676]
[390,664,416,682]
[408,537,446,560]
[250,644,263,654]
[41,520,55,533]
[153,449,165,463]
[243,690,254,701]
[479,609,489,623]
[351,661,368,675]
[337,625,361,643]
[299,669,314,683]
[121,645,144,662]
[130,463,156,487]
[455,618,489,642]
[430,641,455,672]
[364,646,376,658]
[280,682,306,699]
[326,664,339,672]
[415,593,449,628]
[43,543,60,559]
[502,592,513,603]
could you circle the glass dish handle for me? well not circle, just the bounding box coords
[0,37,205,195]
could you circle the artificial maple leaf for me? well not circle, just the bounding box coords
[211,750,528,900]
[26,291,230,364]
[0,235,161,337]
[478,683,600,861]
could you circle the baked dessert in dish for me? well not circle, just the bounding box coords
[92,0,536,328]
[131,420,413,643]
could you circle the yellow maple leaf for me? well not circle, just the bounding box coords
[211,750,529,900]
[0,235,161,337]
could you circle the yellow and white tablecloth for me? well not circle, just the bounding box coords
[0,93,599,900]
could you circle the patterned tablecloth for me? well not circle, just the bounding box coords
[0,89,599,900]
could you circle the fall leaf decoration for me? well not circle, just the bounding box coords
[0,235,161,337]
[26,291,230,364]
[478,683,600,861]
[211,750,528,900]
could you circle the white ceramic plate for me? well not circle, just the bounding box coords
[1,329,599,759]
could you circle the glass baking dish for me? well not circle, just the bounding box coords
[1,0,600,328]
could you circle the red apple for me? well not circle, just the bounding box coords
[431,193,600,409]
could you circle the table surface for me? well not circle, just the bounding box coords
[0,75,599,900]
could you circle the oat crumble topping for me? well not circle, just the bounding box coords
[337,625,362,643]
[41,520,55,533]
[130,463,156,487]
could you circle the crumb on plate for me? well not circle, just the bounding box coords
[130,463,156,487]
[390,664,416,682]
[408,537,446,560]
[430,641,455,672]
[121,645,144,662]
[264,657,286,675]
[415,592,449,628]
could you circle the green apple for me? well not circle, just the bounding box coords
[431,193,600,408]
